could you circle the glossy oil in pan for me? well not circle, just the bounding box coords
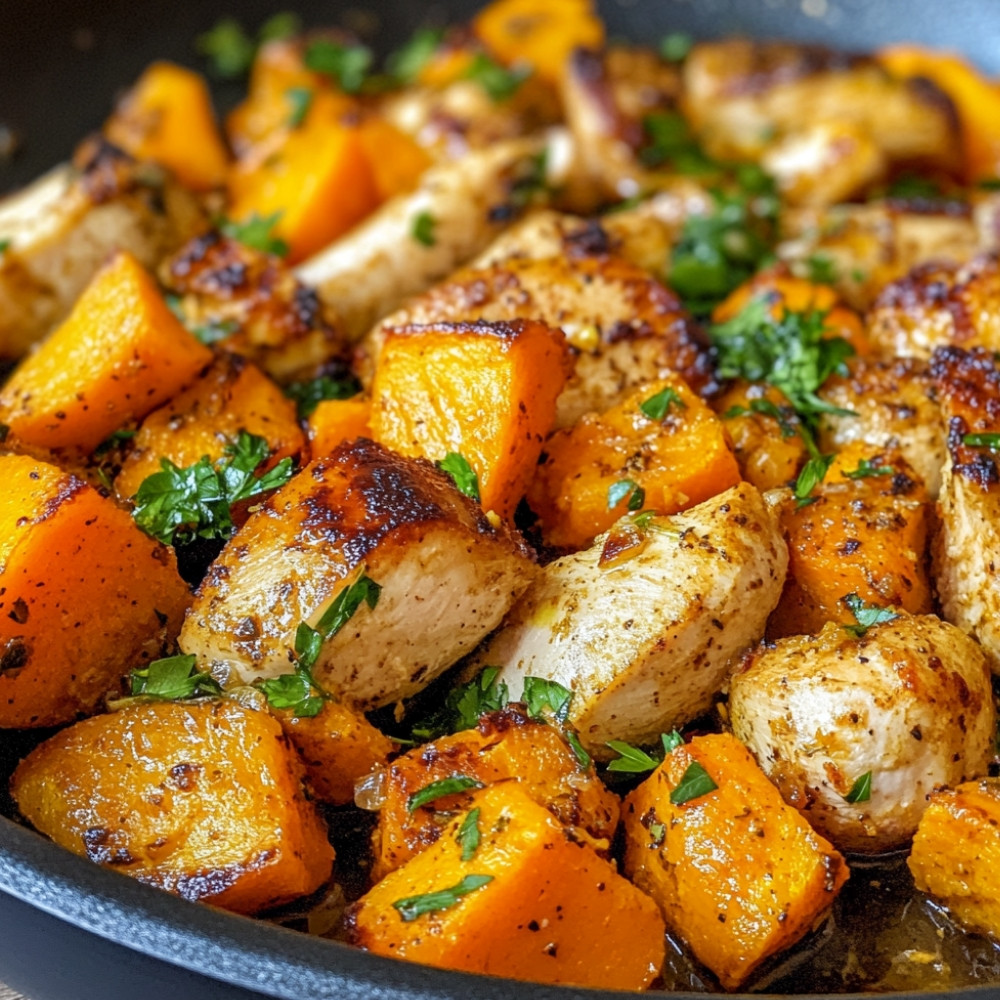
[1,1,1000,999]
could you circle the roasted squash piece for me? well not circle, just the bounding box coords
[371,318,571,519]
[369,705,620,880]
[356,118,433,201]
[11,699,334,914]
[346,782,665,990]
[622,732,849,991]
[909,778,1000,939]
[527,374,740,551]
[768,442,934,639]
[104,61,229,192]
[307,396,371,460]
[0,454,190,728]
[0,251,211,454]
[115,354,305,500]
[179,438,535,708]
[276,699,397,807]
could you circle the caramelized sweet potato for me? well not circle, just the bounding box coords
[909,778,1000,938]
[368,705,620,880]
[104,61,229,192]
[307,396,371,460]
[0,454,190,728]
[527,374,740,550]
[346,782,664,990]
[0,251,211,454]
[115,354,305,499]
[371,319,571,518]
[357,119,433,201]
[11,699,334,914]
[276,699,397,806]
[622,732,849,991]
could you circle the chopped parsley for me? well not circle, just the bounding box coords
[436,452,480,501]
[257,657,326,717]
[286,86,314,127]
[640,386,686,420]
[191,318,239,346]
[607,479,645,512]
[131,430,294,546]
[963,432,1000,451]
[258,11,301,42]
[392,874,493,922]
[386,27,444,85]
[523,676,573,724]
[606,730,684,773]
[128,654,222,701]
[885,173,946,201]
[844,770,872,803]
[463,52,529,102]
[93,428,136,458]
[411,666,510,740]
[794,453,834,508]
[411,210,438,247]
[196,17,256,78]
[284,374,360,419]
[669,760,718,805]
[805,253,838,285]
[303,39,373,93]
[407,775,485,812]
[509,149,549,210]
[639,112,715,174]
[659,32,693,62]
[456,807,482,861]
[0,239,10,255]
[723,398,799,439]
[843,457,894,480]
[220,212,289,258]
[842,593,900,638]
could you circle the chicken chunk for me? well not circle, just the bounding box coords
[930,346,1000,673]
[465,483,787,756]
[729,615,995,854]
[179,438,535,708]
[0,137,205,358]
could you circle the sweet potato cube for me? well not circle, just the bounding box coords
[347,782,664,989]
[622,732,848,991]
[277,699,397,806]
[0,251,212,453]
[528,374,740,550]
[370,705,620,879]
[307,396,371,460]
[11,700,334,914]
[104,61,230,192]
[115,354,305,499]
[908,778,1000,938]
[371,319,571,519]
[0,454,190,728]
[357,119,433,201]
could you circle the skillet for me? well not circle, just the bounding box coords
[1,1,1000,998]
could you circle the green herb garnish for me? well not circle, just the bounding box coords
[606,740,661,774]
[639,112,715,174]
[844,770,872,803]
[805,253,838,285]
[463,52,529,102]
[0,239,10,255]
[283,374,360,420]
[436,452,480,501]
[843,457,894,480]
[258,11,301,42]
[386,28,444,84]
[411,666,510,740]
[659,32,693,62]
[257,657,326,717]
[640,386,686,420]
[296,573,382,671]
[842,593,900,638]
[286,86,314,127]
[523,676,573,723]
[220,212,289,257]
[456,807,482,861]
[191,318,239,345]
[408,775,485,812]
[393,874,493,922]
[963,432,1000,450]
[304,39,373,93]
[94,428,136,458]
[412,210,438,247]
[607,479,645,512]
[669,760,718,805]
[196,17,256,78]
[128,654,222,701]
[794,453,834,508]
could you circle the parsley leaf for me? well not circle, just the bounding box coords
[640,386,686,420]
[661,730,684,753]
[963,432,1000,450]
[220,212,289,257]
[411,210,437,247]
[0,239,10,254]
[456,807,482,861]
[606,740,661,774]
[563,728,591,770]
[257,660,325,717]
[509,149,549,210]
[310,574,382,655]
[843,457,894,480]
[639,112,715,174]
[411,666,509,740]
[93,428,136,458]
[805,253,838,285]
[258,11,301,42]
[386,28,444,85]
[286,86,313,127]
[393,874,493,922]
[607,479,645,512]
[436,453,480,501]
[670,760,718,805]
[463,52,529,102]
[196,17,256,78]
[407,775,485,812]
[794,453,834,508]
[659,32,693,62]
[128,654,222,701]
[191,318,239,346]
[304,39,372,93]
[723,398,799,439]
[131,430,294,546]
[842,593,900,638]
[523,676,573,723]
[284,374,360,419]
[844,770,872,803]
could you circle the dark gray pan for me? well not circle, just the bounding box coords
[1,2,999,998]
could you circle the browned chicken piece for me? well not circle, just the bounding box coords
[867,253,1000,360]
[0,137,205,358]
[930,346,1000,673]
[682,40,959,172]
[779,198,982,311]
[559,45,682,202]
[358,251,714,428]
[179,438,536,708]
[160,230,347,384]
[817,357,947,498]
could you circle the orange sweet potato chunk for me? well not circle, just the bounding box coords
[370,705,620,880]
[115,354,305,499]
[623,732,848,991]
[371,319,572,519]
[0,454,190,727]
[357,119,433,201]
[104,61,230,192]
[307,396,371,460]
[276,699,397,806]
[347,782,664,990]
[11,699,335,914]
[0,251,212,454]
[528,374,740,550]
